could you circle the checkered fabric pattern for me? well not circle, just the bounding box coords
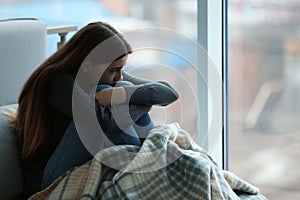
[30,123,267,200]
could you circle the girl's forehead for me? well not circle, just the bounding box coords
[115,55,128,64]
[109,55,128,66]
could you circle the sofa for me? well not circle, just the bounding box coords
[0,104,22,199]
[0,18,47,199]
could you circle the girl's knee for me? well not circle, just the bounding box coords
[96,84,112,92]
[115,80,134,87]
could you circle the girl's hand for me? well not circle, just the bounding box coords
[94,87,126,106]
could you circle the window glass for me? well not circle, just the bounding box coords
[229,1,300,199]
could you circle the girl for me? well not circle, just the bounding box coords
[10,21,178,198]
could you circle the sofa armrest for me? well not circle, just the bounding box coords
[0,104,23,199]
[0,18,47,106]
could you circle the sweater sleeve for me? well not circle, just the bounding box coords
[123,82,179,106]
[122,70,153,85]
[48,73,94,118]
[122,70,179,106]
[48,73,74,118]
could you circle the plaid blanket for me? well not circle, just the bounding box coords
[30,123,267,200]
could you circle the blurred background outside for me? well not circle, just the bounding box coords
[1,0,299,199]
[228,0,300,199]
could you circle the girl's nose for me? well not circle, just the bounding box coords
[115,71,123,81]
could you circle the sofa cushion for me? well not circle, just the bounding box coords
[0,18,47,106]
[0,104,23,199]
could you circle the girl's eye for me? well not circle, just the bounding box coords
[111,68,122,72]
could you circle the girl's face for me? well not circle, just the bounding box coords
[98,55,128,86]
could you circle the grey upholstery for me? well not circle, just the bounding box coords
[0,104,22,199]
[0,18,47,199]
[0,18,47,105]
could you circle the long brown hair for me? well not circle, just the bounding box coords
[11,21,132,158]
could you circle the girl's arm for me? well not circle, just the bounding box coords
[124,81,179,106]
[95,72,179,107]
[48,73,94,118]
[122,70,152,85]
[48,73,75,118]
[123,70,178,91]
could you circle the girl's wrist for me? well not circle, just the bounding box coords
[95,87,126,106]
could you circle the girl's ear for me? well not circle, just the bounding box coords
[82,60,92,73]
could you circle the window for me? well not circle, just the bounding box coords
[228,1,300,199]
